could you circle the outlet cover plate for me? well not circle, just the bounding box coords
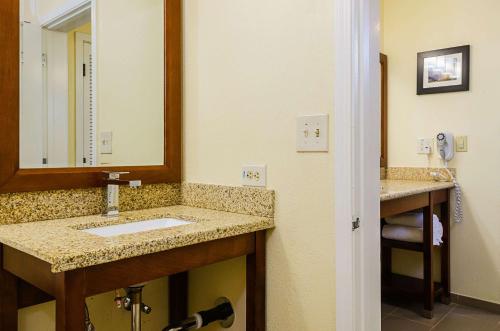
[296,114,329,152]
[242,165,267,187]
[417,138,432,154]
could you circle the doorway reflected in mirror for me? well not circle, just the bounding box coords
[20,0,165,168]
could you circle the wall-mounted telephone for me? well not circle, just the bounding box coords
[436,132,454,162]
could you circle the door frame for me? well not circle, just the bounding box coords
[75,32,94,166]
[334,0,381,330]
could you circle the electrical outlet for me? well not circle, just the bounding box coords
[242,165,267,187]
[456,136,468,152]
[417,138,432,154]
[296,114,329,152]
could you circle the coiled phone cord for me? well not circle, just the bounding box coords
[444,165,464,223]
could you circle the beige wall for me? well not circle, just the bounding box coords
[97,0,164,166]
[382,0,500,304]
[183,0,336,329]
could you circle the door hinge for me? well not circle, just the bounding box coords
[83,157,87,164]
[83,63,86,77]
[352,217,360,231]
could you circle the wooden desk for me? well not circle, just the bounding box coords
[381,188,451,318]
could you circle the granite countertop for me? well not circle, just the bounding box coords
[0,205,274,273]
[380,179,454,201]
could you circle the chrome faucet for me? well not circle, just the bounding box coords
[104,171,142,217]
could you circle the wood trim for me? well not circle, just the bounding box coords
[246,231,266,331]
[380,53,388,168]
[0,0,20,190]
[17,279,53,309]
[380,192,429,218]
[432,189,448,205]
[55,270,86,331]
[381,238,423,252]
[83,233,254,296]
[440,190,451,303]
[382,274,443,302]
[0,245,19,331]
[0,0,181,193]
[168,272,188,323]
[2,245,56,296]
[423,192,434,315]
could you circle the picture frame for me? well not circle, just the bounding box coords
[417,45,470,95]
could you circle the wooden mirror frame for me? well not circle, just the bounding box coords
[0,0,181,193]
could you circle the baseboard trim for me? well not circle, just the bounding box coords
[451,293,500,314]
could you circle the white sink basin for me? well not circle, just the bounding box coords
[82,218,192,237]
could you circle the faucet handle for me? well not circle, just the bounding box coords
[103,171,130,180]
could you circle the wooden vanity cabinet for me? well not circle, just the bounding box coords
[0,231,266,331]
[380,189,451,318]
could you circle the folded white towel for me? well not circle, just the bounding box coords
[385,212,424,227]
[382,216,443,246]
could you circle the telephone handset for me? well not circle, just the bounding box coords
[436,132,454,162]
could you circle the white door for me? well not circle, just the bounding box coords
[20,19,44,168]
[43,29,69,168]
[335,0,381,330]
[75,32,95,166]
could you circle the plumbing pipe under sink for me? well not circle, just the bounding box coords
[163,297,234,331]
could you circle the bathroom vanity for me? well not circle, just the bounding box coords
[0,204,273,330]
[380,179,454,318]
[0,0,275,330]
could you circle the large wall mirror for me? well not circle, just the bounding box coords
[0,0,181,192]
[20,0,164,168]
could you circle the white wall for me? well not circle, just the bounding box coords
[183,0,336,329]
[382,0,500,304]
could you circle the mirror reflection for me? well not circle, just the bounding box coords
[20,0,164,168]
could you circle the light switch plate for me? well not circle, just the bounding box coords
[417,138,432,154]
[296,114,329,152]
[456,136,468,152]
[100,132,113,154]
[242,165,267,187]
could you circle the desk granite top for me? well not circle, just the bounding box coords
[0,205,274,273]
[380,180,454,202]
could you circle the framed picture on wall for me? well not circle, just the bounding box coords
[417,45,470,95]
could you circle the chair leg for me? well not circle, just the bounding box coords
[423,197,434,319]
